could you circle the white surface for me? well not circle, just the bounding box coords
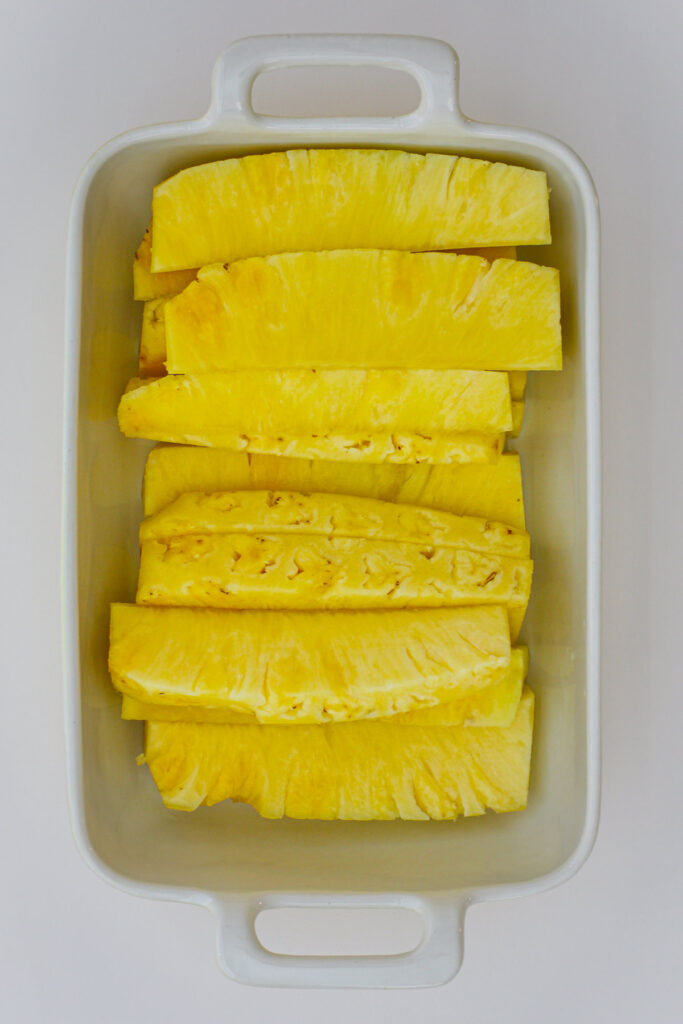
[1,0,681,1019]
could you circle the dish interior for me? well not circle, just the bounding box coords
[70,127,592,896]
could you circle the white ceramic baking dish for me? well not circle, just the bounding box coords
[62,34,601,988]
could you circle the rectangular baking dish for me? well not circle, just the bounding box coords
[62,33,601,988]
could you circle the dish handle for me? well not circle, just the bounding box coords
[206,34,467,133]
[210,892,466,989]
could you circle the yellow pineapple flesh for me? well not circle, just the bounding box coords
[392,647,526,726]
[109,603,511,723]
[134,225,517,306]
[137,301,533,392]
[143,687,534,817]
[140,491,530,558]
[142,447,526,528]
[164,252,561,373]
[117,370,510,465]
[151,150,550,271]
[510,400,525,438]
[121,151,543,825]
[138,299,168,376]
[136,533,532,628]
[508,371,526,401]
[123,696,255,725]
[122,646,526,728]
[133,222,197,300]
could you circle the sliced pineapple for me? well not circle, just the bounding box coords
[140,491,530,558]
[164,253,561,373]
[510,401,525,438]
[133,222,197,301]
[138,299,168,376]
[143,687,534,817]
[393,647,526,726]
[507,372,526,437]
[151,150,550,271]
[509,605,528,638]
[417,454,526,526]
[136,533,532,628]
[123,646,526,728]
[123,697,257,725]
[118,370,510,465]
[142,446,526,527]
[508,371,527,402]
[109,603,511,723]
[134,225,517,306]
[138,300,534,390]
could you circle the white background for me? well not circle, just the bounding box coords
[2,0,682,1020]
